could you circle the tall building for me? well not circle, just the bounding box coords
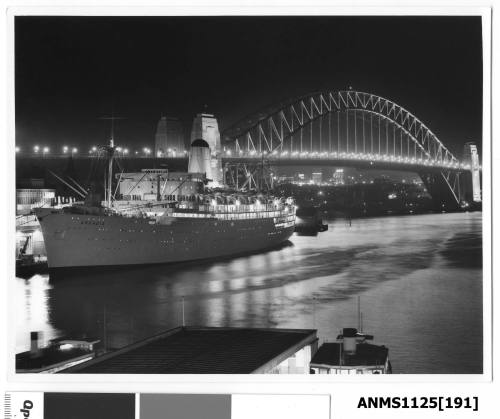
[154,116,185,157]
[190,113,223,184]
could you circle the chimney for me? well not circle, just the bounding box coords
[342,328,357,355]
[30,331,42,358]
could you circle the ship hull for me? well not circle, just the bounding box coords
[35,209,295,268]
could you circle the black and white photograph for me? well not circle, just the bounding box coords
[11,12,487,376]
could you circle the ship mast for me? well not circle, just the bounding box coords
[99,114,125,208]
[107,135,114,209]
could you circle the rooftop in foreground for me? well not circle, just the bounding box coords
[64,326,317,374]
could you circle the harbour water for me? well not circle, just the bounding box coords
[14,212,483,374]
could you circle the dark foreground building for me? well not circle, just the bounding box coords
[64,326,318,374]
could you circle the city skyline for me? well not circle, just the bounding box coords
[15,16,482,157]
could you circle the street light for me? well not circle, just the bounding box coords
[63,146,68,154]
[123,148,129,155]
[15,146,20,153]
[43,147,49,157]
[72,147,78,156]
[34,145,39,153]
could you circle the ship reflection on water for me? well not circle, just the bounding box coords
[15,212,483,373]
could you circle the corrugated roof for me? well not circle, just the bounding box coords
[65,326,317,374]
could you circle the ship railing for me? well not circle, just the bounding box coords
[197,203,291,213]
[169,206,295,221]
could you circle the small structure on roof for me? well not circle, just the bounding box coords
[16,332,100,373]
[310,328,391,375]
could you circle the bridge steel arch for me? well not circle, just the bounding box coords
[222,90,467,206]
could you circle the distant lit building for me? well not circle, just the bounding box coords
[154,116,185,157]
[17,188,55,215]
[332,168,345,185]
[312,172,323,185]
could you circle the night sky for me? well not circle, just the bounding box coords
[15,16,483,156]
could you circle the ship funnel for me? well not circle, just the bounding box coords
[188,139,213,180]
[342,327,357,355]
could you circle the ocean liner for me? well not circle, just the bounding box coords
[34,135,296,269]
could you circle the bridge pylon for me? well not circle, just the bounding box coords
[461,142,482,203]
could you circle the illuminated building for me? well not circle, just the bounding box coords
[312,172,323,185]
[332,168,345,185]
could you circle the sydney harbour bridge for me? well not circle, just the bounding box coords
[16,90,482,211]
[220,90,482,209]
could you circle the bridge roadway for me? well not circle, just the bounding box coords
[16,154,474,209]
[16,153,471,174]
